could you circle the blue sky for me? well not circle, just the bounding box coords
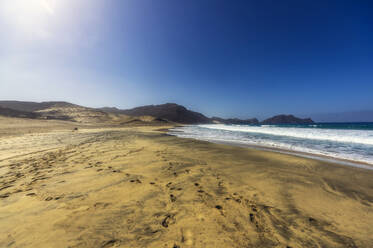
[1,0,372,119]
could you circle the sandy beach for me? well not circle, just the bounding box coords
[0,117,372,248]
[2,0,373,246]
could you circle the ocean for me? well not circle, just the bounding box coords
[168,123,373,169]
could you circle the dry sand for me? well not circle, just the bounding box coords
[0,117,372,247]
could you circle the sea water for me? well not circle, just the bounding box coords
[168,123,373,168]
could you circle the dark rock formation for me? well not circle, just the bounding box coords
[117,103,211,124]
[261,115,314,125]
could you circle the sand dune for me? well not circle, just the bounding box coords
[0,101,169,125]
[0,120,372,247]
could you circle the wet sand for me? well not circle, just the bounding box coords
[0,118,372,247]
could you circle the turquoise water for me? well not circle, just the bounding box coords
[169,123,373,168]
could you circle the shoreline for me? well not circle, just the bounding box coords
[167,127,373,171]
[189,137,373,170]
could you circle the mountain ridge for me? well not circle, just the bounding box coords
[103,103,211,124]
[1,100,316,125]
[0,101,79,112]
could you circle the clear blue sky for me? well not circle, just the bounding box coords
[1,0,372,119]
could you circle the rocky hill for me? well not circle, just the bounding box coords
[0,101,110,122]
[261,115,314,125]
[0,101,172,125]
[107,103,211,124]
[0,101,114,123]
[0,106,41,119]
[0,101,78,112]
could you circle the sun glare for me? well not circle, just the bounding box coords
[0,0,58,40]
[6,0,55,17]
[40,0,55,15]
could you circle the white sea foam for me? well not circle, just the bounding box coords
[168,124,373,167]
[198,124,373,145]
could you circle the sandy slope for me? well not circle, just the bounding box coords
[0,120,372,247]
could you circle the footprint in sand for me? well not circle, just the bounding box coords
[101,239,120,248]
[94,202,111,209]
[0,193,9,198]
[161,214,175,228]
[308,217,317,225]
[170,194,177,202]
[249,213,255,222]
